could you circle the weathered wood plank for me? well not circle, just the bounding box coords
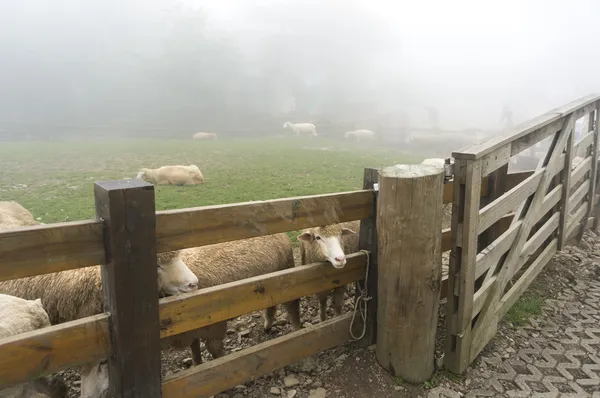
[0,314,110,389]
[477,169,543,234]
[158,252,368,339]
[94,180,162,398]
[558,127,575,250]
[444,158,482,373]
[566,201,589,239]
[571,156,592,187]
[581,106,599,239]
[453,94,598,160]
[472,211,559,318]
[376,164,444,383]
[568,180,591,216]
[0,220,104,282]
[357,167,379,346]
[161,313,353,398]
[476,184,561,282]
[155,190,374,252]
[481,144,511,177]
[443,178,489,204]
[498,239,558,319]
[574,130,594,153]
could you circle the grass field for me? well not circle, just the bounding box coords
[0,137,423,231]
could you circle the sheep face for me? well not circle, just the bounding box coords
[297,225,356,268]
[80,359,109,398]
[135,169,147,180]
[283,122,291,129]
[157,252,199,296]
[344,131,351,138]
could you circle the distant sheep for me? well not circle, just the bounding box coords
[0,294,67,398]
[283,122,317,139]
[136,165,204,186]
[421,158,447,168]
[298,220,359,322]
[161,233,302,366]
[0,201,38,228]
[193,132,218,140]
[345,129,375,143]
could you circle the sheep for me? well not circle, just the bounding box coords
[344,129,375,143]
[160,233,303,366]
[421,158,447,168]
[193,132,218,140]
[136,164,204,186]
[0,250,198,325]
[297,220,360,322]
[0,294,67,398]
[0,201,38,227]
[283,122,317,140]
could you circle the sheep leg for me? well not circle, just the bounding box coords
[190,338,203,365]
[206,338,225,360]
[263,306,277,332]
[332,286,346,317]
[283,298,302,330]
[316,291,328,322]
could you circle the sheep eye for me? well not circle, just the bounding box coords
[315,236,321,241]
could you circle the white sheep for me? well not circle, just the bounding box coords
[344,129,375,143]
[421,158,448,168]
[283,122,317,140]
[0,201,39,228]
[161,233,302,366]
[136,165,204,186]
[0,294,67,398]
[192,132,218,140]
[87,233,304,397]
[297,220,359,322]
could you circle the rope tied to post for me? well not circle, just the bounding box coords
[349,249,372,341]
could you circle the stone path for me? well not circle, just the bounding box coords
[429,276,600,397]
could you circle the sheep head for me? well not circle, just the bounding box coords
[297,224,356,268]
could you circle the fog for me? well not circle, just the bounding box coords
[1,0,599,140]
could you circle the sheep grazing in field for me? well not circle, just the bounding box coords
[161,233,303,365]
[298,220,359,322]
[0,294,67,398]
[192,132,218,140]
[283,122,317,139]
[344,129,375,143]
[0,201,38,228]
[136,164,204,186]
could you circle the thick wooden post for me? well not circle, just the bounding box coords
[375,164,444,383]
[357,167,379,347]
[94,180,162,398]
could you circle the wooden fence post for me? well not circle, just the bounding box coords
[357,167,379,347]
[94,180,162,398]
[375,164,444,383]
[558,126,575,250]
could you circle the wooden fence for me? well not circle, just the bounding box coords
[1,95,598,396]
[0,164,557,396]
[444,94,600,373]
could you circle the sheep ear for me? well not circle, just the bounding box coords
[341,228,356,236]
[297,231,313,241]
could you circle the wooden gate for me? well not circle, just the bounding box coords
[444,94,600,373]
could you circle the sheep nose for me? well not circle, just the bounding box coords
[188,282,198,290]
[335,256,345,263]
